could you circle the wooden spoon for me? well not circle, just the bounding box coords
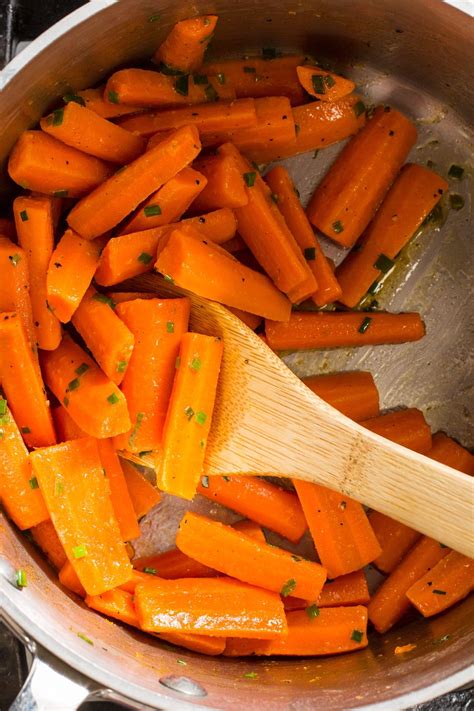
[125,275,474,557]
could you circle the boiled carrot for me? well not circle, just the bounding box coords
[369,514,421,575]
[233,518,266,543]
[406,551,474,617]
[0,218,16,240]
[52,404,87,441]
[317,570,370,608]
[74,87,145,119]
[30,520,67,570]
[191,153,248,210]
[59,560,86,597]
[428,432,474,475]
[361,408,432,455]
[227,307,262,331]
[120,460,161,519]
[157,631,226,656]
[307,106,418,248]
[302,371,380,422]
[67,124,202,240]
[222,235,246,253]
[134,548,219,579]
[176,207,237,244]
[118,569,160,593]
[0,238,36,351]
[296,65,355,101]
[153,15,218,73]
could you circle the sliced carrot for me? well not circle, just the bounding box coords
[406,551,474,617]
[0,218,16,240]
[41,334,131,438]
[224,607,368,656]
[191,153,248,210]
[52,404,87,441]
[59,560,86,597]
[264,166,342,306]
[307,106,418,248]
[134,548,218,579]
[71,287,135,385]
[428,432,474,475]
[135,576,287,638]
[233,518,266,543]
[227,307,262,331]
[176,511,326,599]
[8,131,113,197]
[30,520,67,570]
[30,438,132,596]
[368,536,450,633]
[67,125,201,240]
[154,15,218,73]
[369,514,421,575]
[317,570,370,608]
[75,87,145,119]
[120,460,161,519]
[158,631,226,656]
[40,101,146,164]
[361,408,432,455]
[118,569,159,593]
[222,235,246,254]
[297,65,355,101]
[302,371,380,422]
[113,297,190,452]
[197,475,307,543]
[178,207,237,244]
[0,238,36,351]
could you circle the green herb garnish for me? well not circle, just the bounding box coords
[374,253,394,274]
[358,317,372,334]
[77,632,93,645]
[143,567,157,575]
[158,62,184,76]
[281,578,297,597]
[0,399,7,417]
[92,293,116,309]
[353,100,366,117]
[163,274,174,283]
[174,75,189,96]
[15,569,27,588]
[243,671,258,679]
[63,397,69,408]
[144,204,162,217]
[116,360,128,373]
[304,247,316,261]
[63,93,86,107]
[332,220,344,234]
[29,476,39,489]
[312,75,326,94]
[128,412,144,448]
[193,74,208,85]
[20,210,28,222]
[190,357,202,371]
[107,393,120,405]
[67,378,80,392]
[108,90,120,104]
[448,164,464,179]
[9,254,21,266]
[52,108,64,126]
[351,629,364,643]
[196,411,207,426]
[433,589,447,595]
[72,545,87,559]
[166,321,175,333]
[449,193,464,210]
[21,427,31,434]
[243,171,257,187]
[53,189,68,198]
[75,363,89,377]
[148,13,161,22]
[205,84,218,102]
[184,406,194,421]
[138,252,153,265]
[306,604,320,619]
[201,475,209,488]
[324,75,336,88]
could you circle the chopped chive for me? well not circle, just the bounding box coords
[148,12,161,22]
[15,569,27,588]
[92,292,116,309]
[306,604,320,619]
[222,476,231,482]
[216,72,226,85]
[184,406,194,421]
[304,247,316,261]
[21,426,31,434]
[262,47,280,59]
[158,62,184,76]
[52,108,64,126]
[143,204,162,217]
[0,399,7,417]
[53,189,68,198]
[143,567,157,575]
[116,360,128,373]
[374,253,394,273]
[312,75,326,94]
[270,193,279,204]
[196,411,207,426]
[77,632,93,645]
[163,274,174,283]
[138,252,153,265]
[449,193,464,210]
[324,74,336,88]
[174,75,189,96]
[20,210,28,222]
[434,634,451,644]
[166,321,175,333]
[190,357,202,371]
[107,393,119,405]
[63,396,69,407]
[448,164,464,179]
[29,476,39,490]
[54,478,64,495]
[201,475,209,488]
[175,356,181,369]
[63,93,86,106]
[193,73,208,85]
[332,220,344,233]
[243,171,257,187]
[108,90,120,104]
[281,578,297,597]
[358,317,372,334]
[9,254,21,266]
[205,84,219,102]
[353,100,366,117]
[243,66,257,73]
[128,412,145,448]
[243,671,258,679]
[67,378,80,392]
[351,629,364,643]
[72,544,87,559]
[75,363,89,377]
[433,589,447,595]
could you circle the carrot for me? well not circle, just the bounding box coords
[0,238,36,351]
[197,475,307,543]
[157,631,226,656]
[302,371,380,422]
[406,551,474,618]
[59,560,86,597]
[67,125,201,240]
[41,334,131,438]
[46,230,103,323]
[264,166,342,306]
[317,570,370,608]
[203,55,306,105]
[361,408,432,455]
[0,397,49,529]
[266,311,425,351]
[227,307,262,331]
[8,131,113,197]
[336,164,448,306]
[307,106,418,248]
[176,511,326,599]
[118,569,160,593]
[117,98,257,137]
[369,515,421,575]
[95,208,237,287]
[155,228,292,321]
[368,536,450,633]
[119,167,207,234]
[191,153,248,211]
[233,518,266,543]
[222,235,246,254]
[134,548,219,579]
[120,460,161,519]
[224,607,368,656]
[30,438,132,596]
[428,432,474,475]
[52,404,87,441]
[0,218,16,240]
[296,65,355,101]
[74,87,145,119]
[105,69,234,109]
[135,576,287,638]
[0,312,56,447]
[113,297,190,452]
[71,287,135,385]
[153,15,218,73]
[30,520,67,570]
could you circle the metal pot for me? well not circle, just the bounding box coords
[0,1,473,708]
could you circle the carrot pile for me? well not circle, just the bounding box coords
[0,12,471,662]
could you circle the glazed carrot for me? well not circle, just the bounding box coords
[0,218,16,240]
[74,87,145,119]
[30,438,132,596]
[8,131,113,197]
[191,153,248,210]
[105,69,234,109]
[30,520,67,570]
[307,106,418,248]
[71,287,135,385]
[264,166,342,306]
[227,307,262,331]
[95,208,237,286]
[176,512,326,599]
[120,460,161,520]
[59,560,86,597]
[67,125,201,240]
[203,55,306,105]
[52,404,87,441]
[336,164,448,307]
[154,15,218,73]
[0,397,49,529]
[134,548,218,579]
[368,536,450,633]
[233,518,266,543]
[118,569,159,593]
[317,570,370,608]
[46,230,102,323]
[135,576,287,638]
[369,515,421,575]
[294,480,381,578]
[119,167,207,234]
[0,313,56,448]
[113,297,190,452]
[41,334,131,438]
[0,238,36,351]
[224,607,368,656]
[157,631,226,656]
[297,65,355,101]
[406,551,474,617]
[155,228,292,321]
[197,475,307,543]
[117,98,257,137]
[428,432,474,475]
[361,408,432,455]
[302,371,380,422]
[222,235,246,253]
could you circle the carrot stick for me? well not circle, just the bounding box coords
[157,631,226,656]
[8,131,113,197]
[361,408,432,454]
[266,311,425,351]
[71,287,135,385]
[428,432,474,475]
[135,576,287,638]
[176,511,326,599]
[67,125,202,240]
[307,106,418,248]
[302,371,380,422]
[336,164,448,307]
[30,438,132,596]
[113,297,190,452]
[297,65,355,101]
[0,397,49,529]
[177,207,238,244]
[155,228,292,321]
[153,15,218,73]
[59,560,86,597]
[52,404,87,440]
[264,166,342,306]
[96,440,141,541]
[120,460,161,519]
[191,153,248,211]
[224,607,368,656]
[46,230,103,323]
[233,518,266,543]
[0,218,16,240]
[74,87,145,119]
[119,167,207,234]
[0,312,56,447]
[369,515,421,575]
[406,551,474,617]
[30,520,67,570]
[317,570,370,608]
[41,334,131,438]
[368,536,450,633]
[0,238,36,351]
[227,307,262,331]
[118,569,161,593]
[196,475,307,543]
[134,548,219,579]
[222,235,246,254]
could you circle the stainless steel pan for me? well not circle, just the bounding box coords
[0,1,473,708]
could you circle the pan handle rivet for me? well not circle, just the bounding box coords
[159,674,207,697]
